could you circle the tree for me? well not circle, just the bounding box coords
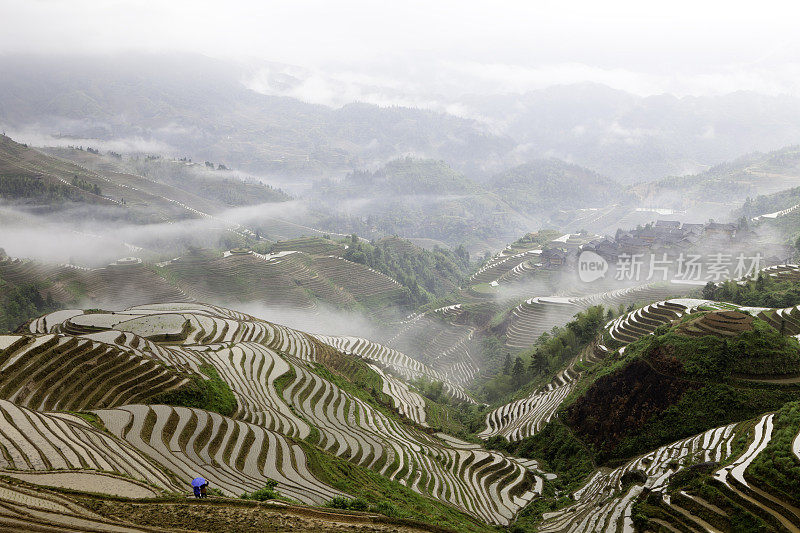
[702,281,717,300]
[512,357,525,386]
[529,352,546,375]
[502,353,512,375]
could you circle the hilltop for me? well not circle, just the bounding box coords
[0,242,414,331]
[0,134,273,224]
[46,146,291,207]
[487,159,625,217]
[312,158,527,248]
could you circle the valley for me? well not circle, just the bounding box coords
[3,24,800,532]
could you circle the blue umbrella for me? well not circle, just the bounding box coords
[191,477,207,488]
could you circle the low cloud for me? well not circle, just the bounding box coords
[2,127,174,154]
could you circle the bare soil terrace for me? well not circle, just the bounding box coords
[81,499,446,533]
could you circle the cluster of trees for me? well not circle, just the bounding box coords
[204,161,228,170]
[482,306,607,403]
[0,280,58,333]
[71,176,101,196]
[736,187,800,219]
[702,275,800,308]
[0,173,81,202]
[341,235,471,308]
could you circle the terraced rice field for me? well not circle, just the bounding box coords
[0,400,180,492]
[479,343,608,442]
[0,334,190,412]
[162,252,318,311]
[30,303,543,525]
[605,298,722,346]
[0,257,192,309]
[763,264,800,283]
[0,478,160,532]
[678,310,754,338]
[469,249,542,285]
[269,236,345,256]
[506,297,581,350]
[756,304,800,339]
[712,415,800,532]
[506,284,690,350]
[94,404,340,504]
[2,242,411,316]
[385,311,480,388]
[0,471,159,498]
[605,297,783,349]
[313,335,474,404]
[364,364,428,426]
[539,412,800,532]
[539,422,741,532]
[162,249,405,317]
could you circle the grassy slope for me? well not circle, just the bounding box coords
[562,317,800,463]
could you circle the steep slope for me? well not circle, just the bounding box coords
[0,133,113,205]
[0,134,223,222]
[15,302,546,527]
[0,245,408,322]
[565,309,800,463]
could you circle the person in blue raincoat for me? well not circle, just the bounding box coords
[191,477,207,498]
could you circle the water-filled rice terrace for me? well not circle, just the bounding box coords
[1,302,547,526]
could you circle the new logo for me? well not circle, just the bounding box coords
[578,251,608,283]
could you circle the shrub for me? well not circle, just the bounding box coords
[373,500,400,517]
[325,496,352,509]
[325,496,370,511]
[240,479,280,501]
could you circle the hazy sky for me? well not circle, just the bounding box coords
[2,0,800,103]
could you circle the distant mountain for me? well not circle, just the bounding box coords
[327,158,479,196]
[464,83,800,182]
[311,158,528,249]
[630,145,800,220]
[0,54,516,177]
[487,159,624,215]
[5,55,800,184]
[311,157,631,248]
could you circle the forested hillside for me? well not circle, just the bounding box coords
[488,159,624,215]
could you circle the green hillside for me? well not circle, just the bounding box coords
[312,157,527,247]
[564,311,800,463]
[0,134,111,205]
[488,159,625,215]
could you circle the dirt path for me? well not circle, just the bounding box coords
[82,500,449,533]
